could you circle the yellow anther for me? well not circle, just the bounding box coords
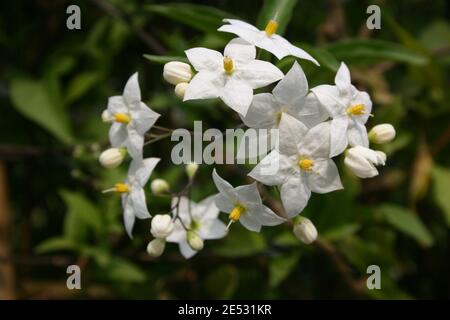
[114,113,131,124]
[229,205,246,222]
[346,104,366,116]
[223,56,234,75]
[265,19,278,36]
[298,159,314,171]
[114,183,130,193]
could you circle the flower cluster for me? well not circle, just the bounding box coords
[99,16,397,259]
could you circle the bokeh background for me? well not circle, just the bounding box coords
[0,0,449,299]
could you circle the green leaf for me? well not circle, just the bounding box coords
[327,39,429,66]
[143,54,188,65]
[378,204,434,247]
[9,77,73,144]
[61,190,104,238]
[257,0,298,36]
[269,252,299,288]
[65,72,102,104]
[431,165,450,226]
[322,224,360,241]
[35,237,78,254]
[205,265,238,299]
[213,225,266,257]
[107,257,146,283]
[145,4,235,32]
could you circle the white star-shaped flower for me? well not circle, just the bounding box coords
[249,114,343,217]
[212,169,285,232]
[183,38,284,116]
[166,196,227,259]
[103,158,160,238]
[102,73,160,160]
[218,18,319,64]
[311,62,373,157]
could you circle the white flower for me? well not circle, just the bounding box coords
[344,146,386,178]
[102,73,161,160]
[311,62,373,157]
[166,196,227,259]
[183,38,283,116]
[150,179,170,195]
[163,61,193,85]
[238,61,327,157]
[99,147,127,169]
[218,18,318,64]
[369,124,396,144]
[185,162,199,179]
[147,238,165,257]
[212,169,285,232]
[293,216,318,244]
[103,158,160,238]
[151,214,174,239]
[249,114,343,217]
[174,82,189,99]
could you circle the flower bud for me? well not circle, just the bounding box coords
[185,162,199,179]
[369,124,396,144]
[163,61,192,85]
[293,216,317,244]
[151,214,174,239]
[187,231,204,251]
[99,148,127,168]
[344,146,386,179]
[146,238,166,257]
[150,179,170,195]
[101,110,112,122]
[174,82,189,99]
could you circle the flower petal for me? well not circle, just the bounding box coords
[307,159,343,193]
[166,220,185,243]
[247,203,285,226]
[311,84,347,118]
[128,157,160,187]
[242,93,278,129]
[348,120,369,148]
[107,96,127,114]
[220,79,253,115]
[224,37,256,63]
[183,71,223,101]
[185,47,222,71]
[272,35,319,65]
[329,116,349,157]
[194,195,219,221]
[179,240,197,259]
[291,93,329,128]
[248,150,293,186]
[278,113,308,156]
[125,128,144,160]
[350,90,372,124]
[280,175,311,218]
[239,214,262,232]
[130,188,150,219]
[222,19,260,32]
[273,61,308,106]
[214,193,235,213]
[123,200,136,238]
[218,24,262,46]
[299,121,332,159]
[235,182,261,205]
[257,36,290,59]
[236,60,283,89]
[334,62,352,96]
[199,219,227,240]
[109,122,128,147]
[123,73,141,108]
[131,102,160,135]
[212,169,238,203]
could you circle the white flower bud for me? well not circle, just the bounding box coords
[185,162,199,179]
[146,238,166,257]
[344,146,386,179]
[150,179,170,195]
[369,124,396,144]
[174,82,189,99]
[101,110,112,122]
[187,231,204,251]
[293,217,318,244]
[99,148,127,169]
[163,61,192,85]
[151,214,174,239]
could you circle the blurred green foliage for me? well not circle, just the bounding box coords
[0,0,449,299]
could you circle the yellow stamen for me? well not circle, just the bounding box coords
[114,183,129,193]
[298,158,314,171]
[265,19,278,36]
[229,205,246,222]
[223,56,234,75]
[346,104,366,116]
[114,113,131,124]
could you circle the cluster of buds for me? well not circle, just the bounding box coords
[147,214,175,257]
[163,61,193,99]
